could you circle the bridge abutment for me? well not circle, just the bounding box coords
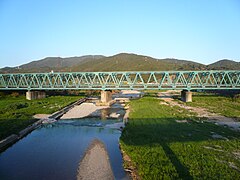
[26,91,46,100]
[181,90,192,102]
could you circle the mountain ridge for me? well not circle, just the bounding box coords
[0,53,239,73]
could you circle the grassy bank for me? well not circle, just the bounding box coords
[120,96,240,179]
[184,93,240,119]
[0,95,81,140]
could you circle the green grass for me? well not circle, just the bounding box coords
[185,93,240,119]
[0,95,81,140]
[120,96,240,179]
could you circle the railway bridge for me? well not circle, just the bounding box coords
[0,70,239,102]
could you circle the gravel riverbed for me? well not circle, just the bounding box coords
[77,139,114,180]
[60,103,108,119]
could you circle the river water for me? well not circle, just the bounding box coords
[0,106,128,179]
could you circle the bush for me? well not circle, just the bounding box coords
[11,92,20,97]
[232,94,240,102]
[0,91,6,98]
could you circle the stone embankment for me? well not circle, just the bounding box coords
[0,119,43,151]
[0,135,18,150]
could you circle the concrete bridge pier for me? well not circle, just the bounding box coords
[181,90,192,102]
[100,90,112,105]
[26,91,46,100]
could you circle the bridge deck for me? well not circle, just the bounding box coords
[0,71,239,90]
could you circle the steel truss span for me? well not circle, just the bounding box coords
[0,71,240,90]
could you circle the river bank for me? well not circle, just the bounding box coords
[0,97,85,151]
[120,94,240,179]
[0,95,81,144]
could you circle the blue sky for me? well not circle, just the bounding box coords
[0,0,240,68]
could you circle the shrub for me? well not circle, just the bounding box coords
[0,92,6,98]
[11,92,20,97]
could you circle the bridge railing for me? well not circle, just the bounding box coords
[0,71,239,90]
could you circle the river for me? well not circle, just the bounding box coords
[0,103,129,180]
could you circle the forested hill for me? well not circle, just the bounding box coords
[0,53,239,73]
[206,59,240,70]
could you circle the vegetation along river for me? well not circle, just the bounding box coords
[0,101,129,180]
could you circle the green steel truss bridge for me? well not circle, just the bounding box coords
[0,71,240,91]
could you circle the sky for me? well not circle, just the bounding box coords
[0,0,240,68]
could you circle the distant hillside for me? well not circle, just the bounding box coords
[207,59,240,70]
[0,55,104,73]
[71,53,205,71]
[0,53,239,73]
[20,55,104,69]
